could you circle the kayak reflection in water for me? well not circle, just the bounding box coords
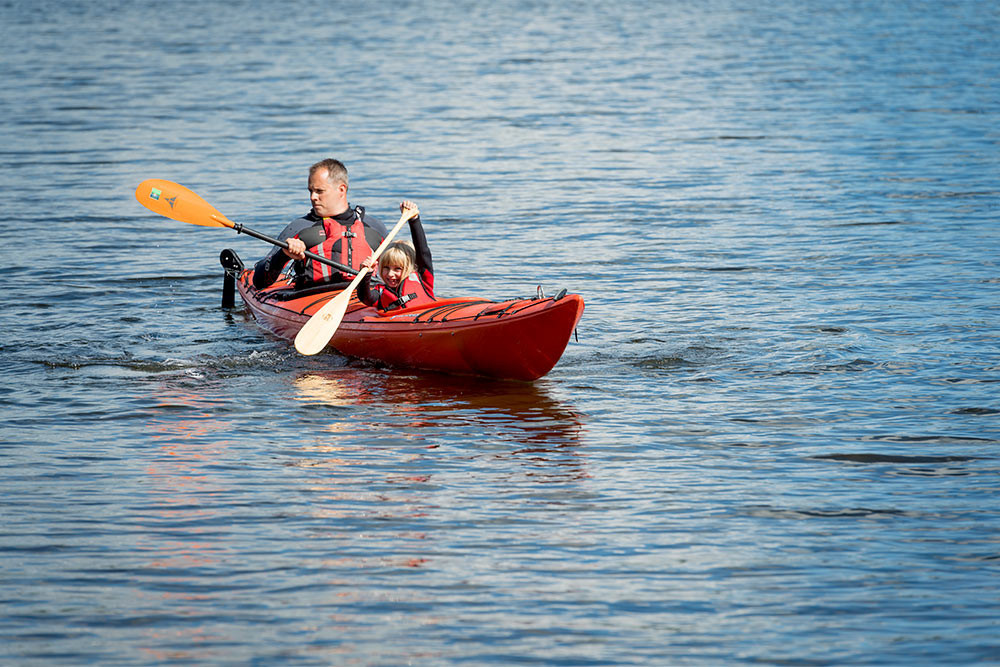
[251,158,389,290]
[357,200,436,313]
[293,370,584,448]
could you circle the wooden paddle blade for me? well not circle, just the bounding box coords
[135,179,235,228]
[294,286,357,355]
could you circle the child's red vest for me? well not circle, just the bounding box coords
[376,272,435,312]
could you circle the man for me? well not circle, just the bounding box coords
[252,158,388,289]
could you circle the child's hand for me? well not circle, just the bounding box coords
[361,255,378,272]
[400,200,419,217]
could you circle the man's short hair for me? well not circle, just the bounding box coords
[309,158,348,189]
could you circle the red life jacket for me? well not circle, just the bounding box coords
[305,211,374,282]
[375,271,435,312]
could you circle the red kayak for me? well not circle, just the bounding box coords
[234,268,584,381]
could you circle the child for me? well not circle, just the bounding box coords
[357,201,435,312]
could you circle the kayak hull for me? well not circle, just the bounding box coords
[236,270,584,381]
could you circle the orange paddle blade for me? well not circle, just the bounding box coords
[135,179,235,228]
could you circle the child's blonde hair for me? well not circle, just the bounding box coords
[379,241,415,276]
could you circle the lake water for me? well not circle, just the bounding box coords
[2,1,999,664]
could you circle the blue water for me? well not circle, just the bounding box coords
[2,1,999,664]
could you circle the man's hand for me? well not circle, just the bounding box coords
[283,237,307,260]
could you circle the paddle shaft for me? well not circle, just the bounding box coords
[134,179,357,276]
[218,217,357,276]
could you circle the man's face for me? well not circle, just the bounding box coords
[308,169,347,217]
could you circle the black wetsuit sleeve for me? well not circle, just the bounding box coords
[252,249,290,289]
[356,272,379,306]
[251,215,316,289]
[409,216,433,277]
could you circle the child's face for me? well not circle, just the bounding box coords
[380,263,406,288]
